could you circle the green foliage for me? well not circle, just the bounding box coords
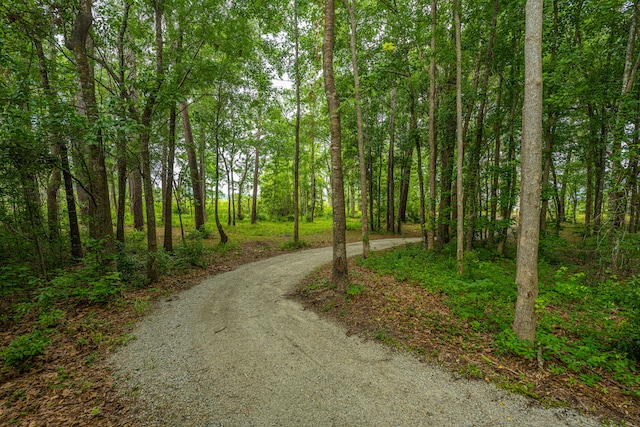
[359,242,640,394]
[346,283,365,296]
[1,329,50,371]
[610,275,640,360]
[38,309,65,329]
[538,233,569,264]
[281,240,309,250]
[175,230,209,268]
[38,251,123,307]
[0,264,35,297]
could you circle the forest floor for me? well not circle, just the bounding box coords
[0,226,405,426]
[293,263,639,426]
[0,224,637,426]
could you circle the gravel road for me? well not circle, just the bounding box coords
[109,238,600,426]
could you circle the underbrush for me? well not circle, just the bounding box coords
[357,243,640,399]
[0,230,214,372]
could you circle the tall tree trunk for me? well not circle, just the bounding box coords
[455,0,464,274]
[199,140,207,224]
[323,0,348,290]
[310,110,317,223]
[343,0,370,257]
[34,38,61,253]
[630,90,640,234]
[387,87,397,234]
[593,107,607,232]
[490,74,504,235]
[115,0,131,244]
[513,0,543,343]
[611,2,640,229]
[428,0,438,251]
[214,85,228,243]
[180,102,206,231]
[138,0,165,282]
[60,140,83,259]
[409,79,427,247]
[67,0,114,259]
[251,109,261,224]
[237,153,250,221]
[130,167,144,230]
[294,0,301,243]
[34,37,81,259]
[397,145,414,230]
[215,141,228,244]
[540,114,556,233]
[558,144,572,224]
[164,105,176,252]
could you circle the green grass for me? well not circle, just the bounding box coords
[357,242,640,396]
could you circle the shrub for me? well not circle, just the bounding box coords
[1,329,50,371]
[175,233,208,268]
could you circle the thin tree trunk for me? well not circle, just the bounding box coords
[343,0,369,257]
[323,0,348,290]
[215,142,228,244]
[138,0,165,283]
[34,38,61,252]
[251,109,261,224]
[513,0,543,343]
[67,0,114,259]
[60,140,83,259]
[540,114,556,233]
[455,0,464,274]
[116,0,131,244]
[397,145,414,229]
[180,102,206,231]
[593,107,607,232]
[130,167,144,230]
[164,105,176,252]
[214,85,228,243]
[428,0,438,251]
[294,0,301,242]
[490,74,504,233]
[310,111,317,223]
[387,87,397,234]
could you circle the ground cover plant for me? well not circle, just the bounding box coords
[293,227,640,426]
[0,216,367,426]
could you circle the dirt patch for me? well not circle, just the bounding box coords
[292,261,640,426]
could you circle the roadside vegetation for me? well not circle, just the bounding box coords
[0,214,365,426]
[294,223,640,426]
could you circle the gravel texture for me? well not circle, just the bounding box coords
[109,238,601,426]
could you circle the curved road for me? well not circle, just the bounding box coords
[110,239,598,426]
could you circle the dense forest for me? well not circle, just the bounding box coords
[2,0,640,422]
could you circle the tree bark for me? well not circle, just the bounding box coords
[130,166,144,230]
[115,0,131,244]
[343,0,370,257]
[164,105,177,252]
[180,102,206,231]
[387,87,397,234]
[428,0,438,251]
[251,109,261,224]
[68,0,115,258]
[513,0,543,343]
[294,0,301,242]
[34,38,61,253]
[214,85,228,244]
[139,0,165,282]
[455,0,464,274]
[323,0,348,290]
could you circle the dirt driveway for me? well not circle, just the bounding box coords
[110,238,599,426]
